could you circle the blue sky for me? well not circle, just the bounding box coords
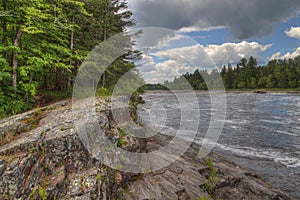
[128,0,300,83]
[184,15,300,65]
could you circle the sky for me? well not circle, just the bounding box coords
[127,0,300,83]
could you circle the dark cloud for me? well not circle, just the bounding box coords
[129,0,300,39]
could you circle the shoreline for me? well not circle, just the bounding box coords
[0,97,293,199]
[125,132,291,199]
[137,91,298,199]
[144,89,300,94]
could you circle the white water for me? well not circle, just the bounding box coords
[138,92,300,199]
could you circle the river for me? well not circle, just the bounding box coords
[137,91,300,199]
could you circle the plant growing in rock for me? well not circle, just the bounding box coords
[29,186,47,200]
[202,158,219,195]
[29,146,37,154]
[198,195,212,200]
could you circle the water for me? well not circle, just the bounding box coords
[137,91,300,199]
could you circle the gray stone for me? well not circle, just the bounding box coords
[124,134,291,200]
[0,159,5,176]
[0,97,292,200]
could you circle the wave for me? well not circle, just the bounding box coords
[212,142,300,168]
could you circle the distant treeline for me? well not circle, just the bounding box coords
[146,56,300,90]
[146,84,169,90]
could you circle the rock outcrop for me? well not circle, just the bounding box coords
[0,97,291,199]
[0,98,137,199]
[125,134,290,200]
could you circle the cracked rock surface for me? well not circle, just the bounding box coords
[0,98,138,199]
[124,133,291,200]
[0,98,291,199]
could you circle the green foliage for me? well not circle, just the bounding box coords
[198,195,212,200]
[0,95,31,119]
[202,158,218,195]
[38,187,47,200]
[205,158,214,171]
[29,186,47,200]
[158,56,300,91]
[146,83,169,90]
[97,87,111,96]
[0,0,137,117]
[29,146,37,154]
[117,137,129,148]
[29,187,37,199]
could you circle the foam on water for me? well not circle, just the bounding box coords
[275,130,298,137]
[138,92,300,199]
[193,138,300,168]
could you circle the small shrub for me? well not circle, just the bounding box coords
[38,187,47,200]
[202,158,218,195]
[29,147,37,154]
[96,87,111,96]
[198,195,212,200]
[29,186,47,200]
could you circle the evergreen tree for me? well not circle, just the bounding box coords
[160,56,300,91]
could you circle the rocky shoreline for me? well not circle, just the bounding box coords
[0,97,291,199]
[125,133,290,200]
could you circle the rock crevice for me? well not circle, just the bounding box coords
[0,98,292,200]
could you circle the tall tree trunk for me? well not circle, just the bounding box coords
[55,68,62,91]
[68,15,75,88]
[102,11,107,88]
[12,26,22,95]
[43,74,48,90]
[2,1,8,60]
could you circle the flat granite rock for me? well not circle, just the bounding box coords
[124,134,291,200]
[0,97,292,200]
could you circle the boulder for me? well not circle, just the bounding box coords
[254,90,267,94]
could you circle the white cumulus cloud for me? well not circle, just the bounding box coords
[285,27,300,40]
[203,41,272,66]
[138,41,273,83]
[156,34,186,48]
[269,47,300,60]
[268,27,300,60]
[154,41,271,67]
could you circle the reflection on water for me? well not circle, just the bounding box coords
[138,92,300,199]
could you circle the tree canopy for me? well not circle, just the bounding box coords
[0,0,136,118]
[151,56,300,91]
